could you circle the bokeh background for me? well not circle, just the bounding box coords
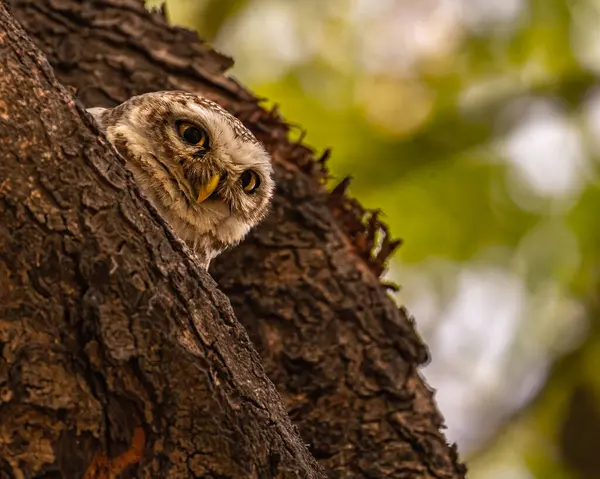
[146,1,600,477]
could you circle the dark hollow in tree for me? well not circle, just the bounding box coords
[4,0,467,477]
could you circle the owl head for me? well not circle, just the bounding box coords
[88,91,274,266]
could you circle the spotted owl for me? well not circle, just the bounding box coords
[87,91,274,269]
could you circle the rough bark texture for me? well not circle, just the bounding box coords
[0,4,324,478]
[5,0,467,478]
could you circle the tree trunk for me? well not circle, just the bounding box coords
[0,4,323,478]
[3,0,467,478]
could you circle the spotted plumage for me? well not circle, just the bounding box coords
[88,90,274,269]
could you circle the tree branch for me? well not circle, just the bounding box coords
[5,0,467,477]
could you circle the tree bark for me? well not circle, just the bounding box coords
[4,0,467,478]
[0,4,323,478]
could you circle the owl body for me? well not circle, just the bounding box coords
[88,91,274,268]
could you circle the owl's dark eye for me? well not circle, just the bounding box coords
[240,170,260,194]
[177,121,209,147]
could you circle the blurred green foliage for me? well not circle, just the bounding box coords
[148,0,600,477]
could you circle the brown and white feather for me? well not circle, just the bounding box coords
[87,90,274,269]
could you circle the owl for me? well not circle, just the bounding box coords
[87,91,274,269]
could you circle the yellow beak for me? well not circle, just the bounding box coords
[196,173,221,203]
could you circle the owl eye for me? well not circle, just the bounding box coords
[240,170,260,193]
[177,121,209,147]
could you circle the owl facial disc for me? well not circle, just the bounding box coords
[86,90,275,270]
